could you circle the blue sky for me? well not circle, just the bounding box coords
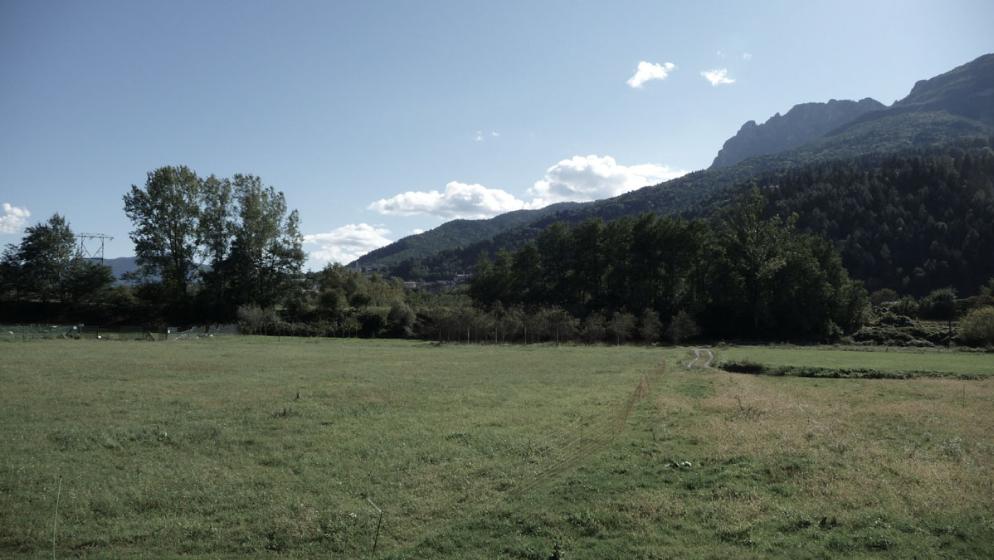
[2,0,993,267]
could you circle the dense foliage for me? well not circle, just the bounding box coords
[469,195,868,341]
[124,166,306,320]
[755,142,994,295]
[0,214,115,305]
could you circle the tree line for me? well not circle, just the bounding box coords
[469,192,868,341]
[3,161,993,345]
[1,166,306,324]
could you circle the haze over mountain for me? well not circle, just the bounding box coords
[709,98,885,169]
[355,53,994,274]
[891,52,994,125]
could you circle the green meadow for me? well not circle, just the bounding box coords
[1,338,992,558]
[717,345,994,377]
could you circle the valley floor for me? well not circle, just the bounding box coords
[1,338,992,558]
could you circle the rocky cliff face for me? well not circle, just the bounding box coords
[892,53,994,126]
[710,98,885,169]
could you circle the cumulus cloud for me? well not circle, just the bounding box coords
[701,68,735,86]
[627,61,676,88]
[742,52,753,61]
[303,223,392,266]
[0,203,30,234]
[368,181,527,220]
[527,155,686,206]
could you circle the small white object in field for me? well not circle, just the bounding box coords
[7,331,13,335]
[97,335,102,340]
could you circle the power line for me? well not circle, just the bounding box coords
[76,233,114,264]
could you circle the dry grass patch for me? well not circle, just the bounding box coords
[655,368,994,555]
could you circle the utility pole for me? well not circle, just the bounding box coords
[76,233,114,264]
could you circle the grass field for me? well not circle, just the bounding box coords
[1,339,992,558]
[716,345,994,377]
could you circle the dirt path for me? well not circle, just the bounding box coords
[686,348,714,369]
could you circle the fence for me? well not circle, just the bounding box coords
[0,324,239,342]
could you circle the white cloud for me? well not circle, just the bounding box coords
[411,228,425,235]
[491,131,500,137]
[626,61,676,88]
[0,203,30,234]
[369,181,527,220]
[474,130,484,142]
[527,155,686,206]
[742,52,753,61]
[303,223,392,266]
[366,155,686,226]
[701,68,735,86]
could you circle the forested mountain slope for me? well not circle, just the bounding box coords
[758,141,994,295]
[355,54,994,280]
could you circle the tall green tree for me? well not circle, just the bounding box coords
[123,166,202,302]
[226,175,305,308]
[197,174,235,314]
[0,214,75,302]
[0,214,114,304]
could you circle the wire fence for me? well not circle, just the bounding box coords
[0,324,240,342]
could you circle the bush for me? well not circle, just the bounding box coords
[959,306,994,346]
[386,302,416,337]
[869,288,899,307]
[889,295,920,318]
[667,310,700,343]
[919,288,957,321]
[236,305,280,334]
[581,312,607,344]
[638,309,663,344]
[607,311,637,345]
[358,309,388,337]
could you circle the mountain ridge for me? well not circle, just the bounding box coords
[346,54,994,272]
[709,98,886,169]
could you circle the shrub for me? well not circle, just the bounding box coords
[870,288,899,307]
[607,311,637,345]
[889,295,919,318]
[667,310,700,343]
[386,302,416,337]
[236,305,280,334]
[638,309,663,344]
[581,312,607,344]
[919,288,957,321]
[959,306,994,346]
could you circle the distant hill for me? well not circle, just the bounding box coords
[356,202,579,269]
[104,256,140,282]
[354,53,994,276]
[709,98,885,169]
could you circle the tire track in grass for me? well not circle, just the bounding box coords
[686,348,714,369]
[385,360,667,557]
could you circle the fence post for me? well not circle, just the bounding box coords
[367,497,383,556]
